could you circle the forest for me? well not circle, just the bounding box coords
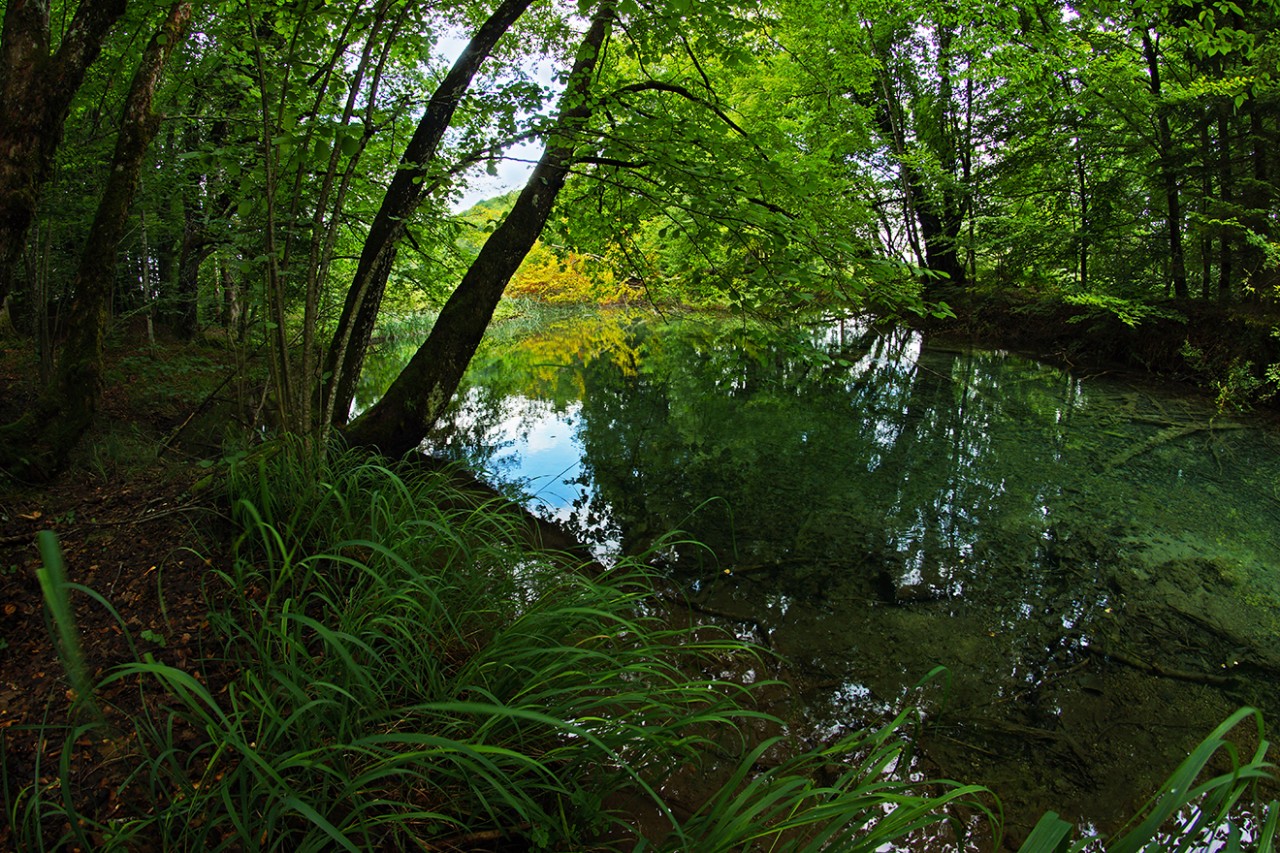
[1,0,1280,849]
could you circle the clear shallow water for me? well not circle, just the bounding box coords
[359,308,1280,844]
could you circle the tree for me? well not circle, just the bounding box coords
[803,0,973,288]
[0,0,129,308]
[322,0,539,430]
[344,0,616,456]
[0,2,192,478]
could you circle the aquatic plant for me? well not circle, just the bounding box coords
[7,444,994,851]
[1018,708,1277,851]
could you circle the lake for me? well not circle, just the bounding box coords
[358,306,1280,845]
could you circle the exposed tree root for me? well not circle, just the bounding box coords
[1085,643,1239,687]
[1103,421,1247,472]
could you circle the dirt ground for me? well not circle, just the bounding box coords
[0,339,238,851]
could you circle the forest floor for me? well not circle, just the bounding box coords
[0,330,596,851]
[0,337,240,851]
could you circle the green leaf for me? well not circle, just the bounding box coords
[1017,812,1073,853]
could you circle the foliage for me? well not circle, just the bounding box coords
[8,0,1280,471]
[8,444,998,851]
[1018,708,1277,852]
[1062,292,1187,328]
[508,242,638,304]
[1181,341,1280,412]
[106,347,224,412]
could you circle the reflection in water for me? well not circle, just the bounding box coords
[363,308,1280,843]
[439,390,588,518]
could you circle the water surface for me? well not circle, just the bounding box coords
[360,308,1280,844]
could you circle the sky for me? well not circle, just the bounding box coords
[435,33,562,212]
[451,138,544,212]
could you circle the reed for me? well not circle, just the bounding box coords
[8,442,1275,850]
[1019,707,1276,852]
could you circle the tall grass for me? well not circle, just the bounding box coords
[34,531,101,725]
[1020,707,1277,852]
[8,441,1276,850]
[6,444,992,850]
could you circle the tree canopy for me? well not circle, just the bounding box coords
[1,0,1278,474]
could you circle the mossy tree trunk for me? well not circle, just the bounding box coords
[0,3,191,480]
[0,0,128,308]
[342,2,615,458]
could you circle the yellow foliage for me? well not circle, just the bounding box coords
[511,313,641,397]
[508,243,642,304]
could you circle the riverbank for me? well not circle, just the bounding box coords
[918,285,1280,413]
[2,303,1280,845]
[0,430,994,850]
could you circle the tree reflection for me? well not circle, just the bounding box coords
[362,306,1280,836]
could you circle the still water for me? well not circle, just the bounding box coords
[359,307,1280,844]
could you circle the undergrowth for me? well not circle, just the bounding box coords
[6,441,1279,850]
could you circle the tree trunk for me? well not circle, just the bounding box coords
[0,3,191,479]
[1077,151,1089,290]
[173,196,212,340]
[323,0,537,428]
[219,255,243,339]
[0,0,129,306]
[931,19,966,289]
[863,22,965,291]
[1242,106,1272,299]
[1217,108,1233,303]
[1142,28,1188,299]
[343,2,614,458]
[915,188,965,287]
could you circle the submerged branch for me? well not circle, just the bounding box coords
[1103,421,1247,472]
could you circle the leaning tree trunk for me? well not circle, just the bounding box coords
[342,2,614,458]
[322,0,537,429]
[0,3,191,480]
[0,0,129,306]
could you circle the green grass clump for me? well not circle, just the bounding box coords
[6,444,993,850]
[10,442,1277,850]
[1020,707,1277,852]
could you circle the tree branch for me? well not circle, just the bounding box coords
[610,80,761,154]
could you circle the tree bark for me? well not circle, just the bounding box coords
[1217,107,1234,303]
[342,2,614,458]
[0,0,129,306]
[1142,28,1188,299]
[0,3,191,479]
[322,0,537,428]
